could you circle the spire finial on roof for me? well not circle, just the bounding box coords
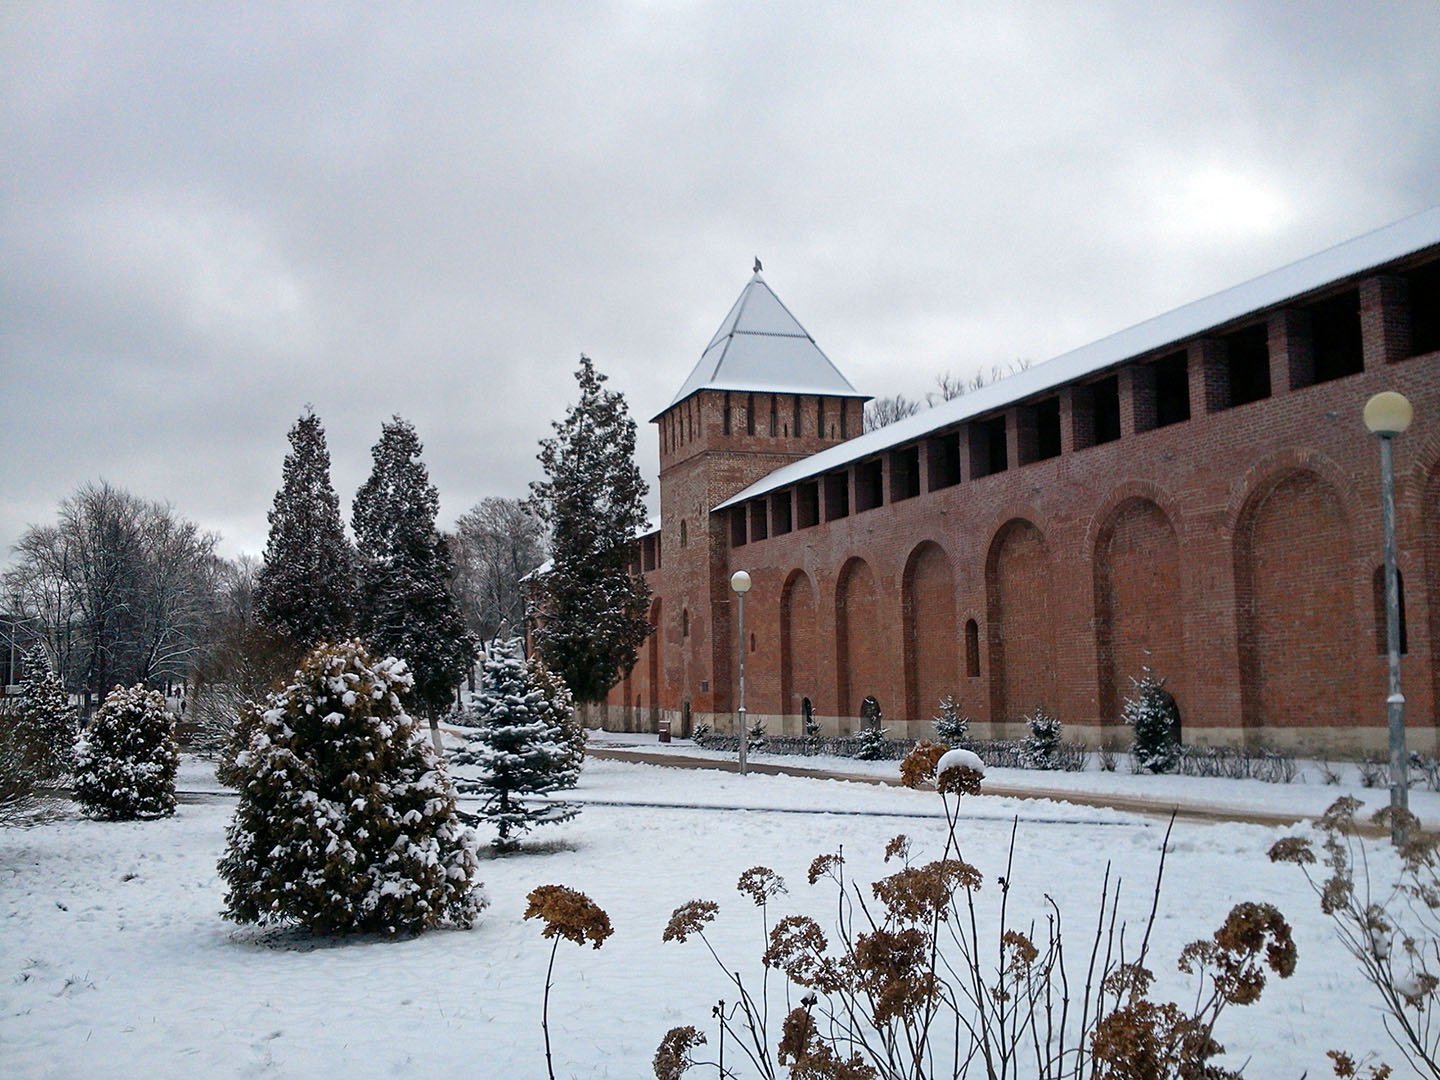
[753,256,763,274]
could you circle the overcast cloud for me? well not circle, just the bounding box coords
[3,1,1438,561]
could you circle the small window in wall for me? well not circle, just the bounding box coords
[823,471,849,520]
[797,481,820,528]
[839,403,849,440]
[1091,376,1122,445]
[682,608,690,637]
[927,430,961,490]
[1306,290,1363,385]
[1020,397,1061,464]
[746,393,756,436]
[1152,351,1190,429]
[680,519,688,548]
[965,619,980,678]
[769,396,778,436]
[724,392,732,435]
[1408,260,1440,357]
[1222,323,1271,407]
[730,506,747,547]
[889,445,920,501]
[793,396,802,437]
[771,491,793,535]
[817,398,826,439]
[642,535,657,572]
[1373,566,1408,654]
[855,459,883,512]
[749,500,768,542]
[969,416,1008,479]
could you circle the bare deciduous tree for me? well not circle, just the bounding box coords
[862,394,924,432]
[4,482,219,709]
[451,497,548,644]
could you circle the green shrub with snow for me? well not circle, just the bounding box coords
[529,653,584,787]
[1021,705,1062,770]
[933,694,970,745]
[853,698,889,761]
[73,683,178,820]
[453,637,579,851]
[12,645,77,783]
[219,639,483,935]
[1125,668,1181,774]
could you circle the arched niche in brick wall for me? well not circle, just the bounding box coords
[646,597,662,723]
[836,557,885,723]
[1093,498,1184,725]
[1234,469,1357,735]
[985,519,1055,731]
[780,570,818,720]
[902,541,960,724]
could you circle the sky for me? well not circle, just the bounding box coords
[3,1,1438,561]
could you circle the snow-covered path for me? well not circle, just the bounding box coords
[0,754,1417,1078]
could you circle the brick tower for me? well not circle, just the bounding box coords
[647,267,868,730]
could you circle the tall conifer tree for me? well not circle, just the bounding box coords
[528,355,652,703]
[353,417,475,725]
[254,412,357,650]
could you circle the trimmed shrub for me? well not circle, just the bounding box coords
[74,684,178,820]
[219,639,483,934]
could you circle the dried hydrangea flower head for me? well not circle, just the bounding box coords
[524,884,613,949]
[663,899,719,943]
[935,747,985,797]
[737,866,787,906]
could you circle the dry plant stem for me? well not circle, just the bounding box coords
[543,936,559,1080]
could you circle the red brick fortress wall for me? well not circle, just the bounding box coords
[609,256,1440,756]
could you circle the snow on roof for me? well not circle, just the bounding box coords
[655,271,865,419]
[716,206,1440,512]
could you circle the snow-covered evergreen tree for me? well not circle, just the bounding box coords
[854,698,888,761]
[73,683,178,819]
[353,417,476,730]
[1021,705,1063,770]
[933,694,969,745]
[453,637,578,851]
[219,639,483,935]
[12,645,76,782]
[1124,668,1181,773]
[528,653,584,787]
[747,716,767,755]
[254,411,358,650]
[528,355,652,703]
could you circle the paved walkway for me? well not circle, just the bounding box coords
[585,744,1344,832]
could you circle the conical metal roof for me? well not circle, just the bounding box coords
[656,272,863,419]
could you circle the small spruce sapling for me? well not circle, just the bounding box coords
[933,694,969,745]
[219,639,483,934]
[453,637,579,850]
[747,717,767,755]
[1125,667,1181,773]
[1021,705,1062,770]
[12,645,76,782]
[854,697,889,761]
[73,683,178,820]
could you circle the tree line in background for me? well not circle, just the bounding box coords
[4,353,648,718]
[862,359,1033,433]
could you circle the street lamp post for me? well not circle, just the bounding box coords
[1364,391,1414,847]
[730,570,752,776]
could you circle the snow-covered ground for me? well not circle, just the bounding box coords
[0,747,1420,1078]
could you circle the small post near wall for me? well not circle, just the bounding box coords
[731,570,752,776]
[1364,391,1414,847]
